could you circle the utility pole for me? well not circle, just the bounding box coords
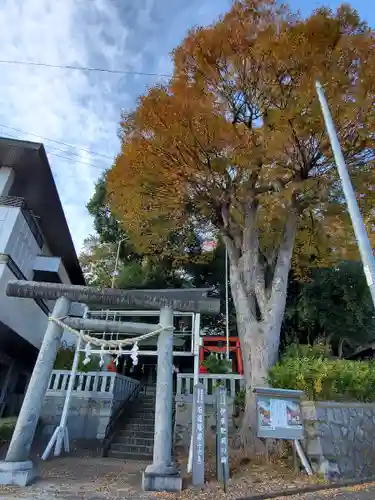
[316,81,375,308]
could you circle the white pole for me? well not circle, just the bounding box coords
[193,313,201,386]
[294,439,313,476]
[54,335,82,456]
[188,313,201,473]
[225,245,230,361]
[42,307,88,461]
[111,238,125,288]
[316,81,375,308]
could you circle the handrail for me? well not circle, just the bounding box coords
[0,196,44,248]
[102,381,142,457]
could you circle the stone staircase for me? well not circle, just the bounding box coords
[107,387,155,460]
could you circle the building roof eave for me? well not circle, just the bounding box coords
[0,137,85,285]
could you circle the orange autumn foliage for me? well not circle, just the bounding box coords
[108,3,375,442]
[108,0,375,274]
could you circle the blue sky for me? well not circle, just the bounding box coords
[0,0,373,253]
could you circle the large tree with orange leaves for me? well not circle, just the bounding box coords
[108,0,375,443]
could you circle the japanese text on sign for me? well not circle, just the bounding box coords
[192,383,205,485]
[218,388,228,465]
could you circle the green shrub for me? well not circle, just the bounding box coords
[234,388,245,410]
[0,417,17,442]
[283,343,332,360]
[202,353,231,374]
[54,343,101,373]
[268,351,375,402]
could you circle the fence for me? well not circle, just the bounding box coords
[175,373,245,404]
[47,370,139,401]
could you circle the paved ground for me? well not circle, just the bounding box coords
[2,481,375,500]
[0,456,156,500]
[1,441,375,500]
[285,484,375,500]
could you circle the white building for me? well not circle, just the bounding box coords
[0,137,85,417]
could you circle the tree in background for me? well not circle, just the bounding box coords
[106,0,375,445]
[83,179,375,350]
[282,262,375,357]
[80,235,116,287]
[84,174,238,334]
[84,174,237,329]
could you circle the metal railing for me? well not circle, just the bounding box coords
[0,196,44,248]
[175,373,245,403]
[0,253,49,315]
[102,382,142,456]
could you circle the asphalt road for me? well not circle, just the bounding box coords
[287,484,375,500]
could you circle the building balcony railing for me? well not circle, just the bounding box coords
[0,196,44,249]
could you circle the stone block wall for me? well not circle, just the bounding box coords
[40,394,118,440]
[175,398,375,480]
[302,401,375,479]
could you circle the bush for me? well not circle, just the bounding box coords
[202,353,231,374]
[268,350,375,402]
[0,417,16,443]
[54,343,101,373]
[283,343,332,360]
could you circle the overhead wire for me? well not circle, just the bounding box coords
[0,59,172,166]
[0,59,172,78]
[0,124,114,161]
[46,150,110,170]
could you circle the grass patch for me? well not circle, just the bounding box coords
[0,417,17,442]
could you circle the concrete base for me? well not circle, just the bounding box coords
[0,460,38,486]
[142,469,182,492]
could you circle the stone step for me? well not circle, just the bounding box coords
[119,422,155,433]
[116,429,155,439]
[110,443,154,456]
[118,409,155,420]
[108,449,153,461]
[137,402,155,409]
[112,435,154,447]
[131,409,155,420]
[116,407,155,421]
[126,415,154,424]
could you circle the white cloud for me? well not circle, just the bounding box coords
[0,0,229,255]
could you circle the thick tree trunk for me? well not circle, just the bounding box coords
[226,210,298,453]
[234,299,284,452]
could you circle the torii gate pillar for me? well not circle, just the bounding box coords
[142,306,182,492]
[0,296,71,486]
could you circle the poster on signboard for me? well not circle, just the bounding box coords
[257,398,273,429]
[255,388,304,440]
[257,397,303,433]
[286,400,302,427]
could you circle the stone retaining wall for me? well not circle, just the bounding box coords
[175,398,375,480]
[302,401,375,479]
[40,395,118,440]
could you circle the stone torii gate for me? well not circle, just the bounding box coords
[0,280,219,491]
